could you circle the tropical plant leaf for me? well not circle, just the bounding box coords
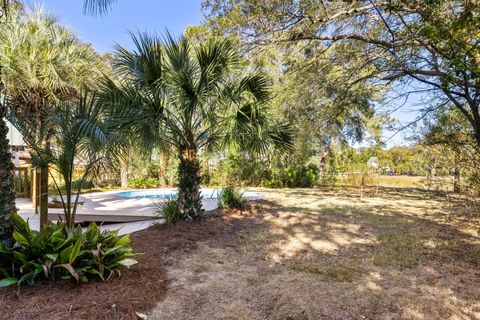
[57,264,80,282]
[0,278,18,288]
[116,259,138,267]
[69,239,83,264]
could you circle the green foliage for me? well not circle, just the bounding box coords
[154,197,181,225]
[128,178,159,189]
[0,213,138,288]
[211,152,319,188]
[274,164,319,188]
[0,7,105,113]
[211,152,269,186]
[71,179,95,190]
[218,186,245,209]
[107,32,292,218]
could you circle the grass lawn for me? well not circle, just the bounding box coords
[1,187,480,319]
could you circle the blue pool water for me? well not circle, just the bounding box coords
[116,189,220,199]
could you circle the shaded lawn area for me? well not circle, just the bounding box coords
[2,187,480,319]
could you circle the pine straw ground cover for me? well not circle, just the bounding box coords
[0,205,265,320]
[2,187,480,319]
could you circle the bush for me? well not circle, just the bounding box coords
[261,179,284,188]
[259,164,319,188]
[128,178,159,189]
[71,179,95,190]
[154,196,181,224]
[218,186,246,209]
[0,214,138,288]
[279,164,319,188]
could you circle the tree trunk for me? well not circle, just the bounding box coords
[429,156,437,189]
[177,147,203,220]
[453,153,461,193]
[119,158,128,189]
[38,166,49,230]
[158,151,170,186]
[0,109,16,242]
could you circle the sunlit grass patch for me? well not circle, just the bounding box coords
[376,175,424,188]
[266,218,278,225]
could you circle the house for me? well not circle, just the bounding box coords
[5,119,30,167]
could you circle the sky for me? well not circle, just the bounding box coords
[31,0,204,53]
[30,0,415,148]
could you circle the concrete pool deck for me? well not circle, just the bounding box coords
[16,189,266,235]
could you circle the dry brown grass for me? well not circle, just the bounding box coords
[339,174,457,191]
[149,186,480,320]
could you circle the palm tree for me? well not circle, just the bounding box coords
[0,7,105,142]
[107,33,292,220]
[0,1,114,239]
[0,7,105,228]
[9,93,119,227]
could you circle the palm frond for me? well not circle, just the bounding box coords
[108,30,287,158]
[83,0,117,16]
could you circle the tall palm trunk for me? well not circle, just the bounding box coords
[0,108,16,242]
[177,147,203,220]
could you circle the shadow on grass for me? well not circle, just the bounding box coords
[232,187,480,318]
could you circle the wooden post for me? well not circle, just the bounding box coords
[31,167,36,208]
[38,166,49,230]
[23,168,29,197]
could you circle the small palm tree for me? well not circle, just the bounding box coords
[107,33,292,220]
[8,93,119,227]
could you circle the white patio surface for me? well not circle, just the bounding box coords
[16,189,266,235]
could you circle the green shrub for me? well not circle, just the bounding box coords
[261,179,284,188]
[53,180,96,195]
[154,196,181,224]
[259,164,319,188]
[279,164,319,187]
[128,178,159,189]
[71,179,95,190]
[208,151,320,188]
[0,213,138,288]
[218,186,246,209]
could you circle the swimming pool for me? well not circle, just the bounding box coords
[116,189,220,199]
